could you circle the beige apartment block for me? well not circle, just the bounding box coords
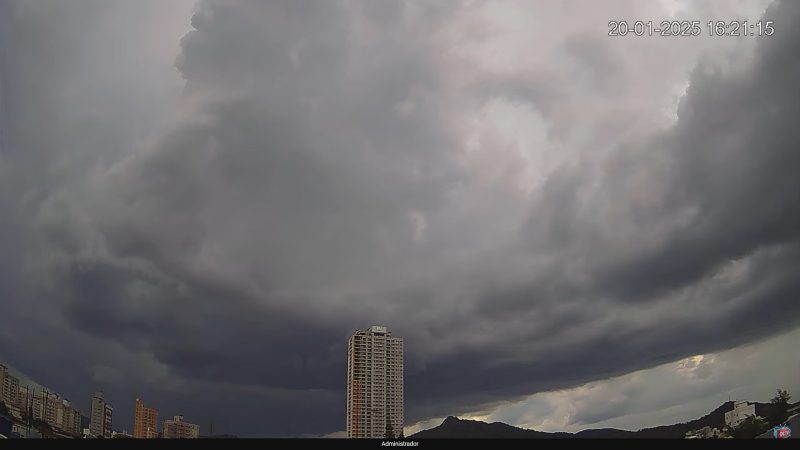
[347,326,404,438]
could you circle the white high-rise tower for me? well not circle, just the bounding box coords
[346,325,404,438]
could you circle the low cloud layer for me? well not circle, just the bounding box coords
[465,327,800,434]
[1,0,799,437]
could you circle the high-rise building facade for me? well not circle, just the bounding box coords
[18,388,44,421]
[133,398,159,439]
[163,415,200,439]
[0,365,20,409]
[24,389,82,436]
[43,392,60,426]
[62,402,82,436]
[346,325,404,438]
[90,391,113,438]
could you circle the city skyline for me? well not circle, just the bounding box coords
[1,363,208,438]
[1,0,799,438]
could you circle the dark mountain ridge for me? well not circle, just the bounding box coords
[410,401,787,438]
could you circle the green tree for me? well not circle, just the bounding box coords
[768,389,792,425]
[730,416,769,439]
[385,415,395,439]
[771,389,791,405]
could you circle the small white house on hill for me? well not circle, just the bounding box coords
[725,401,756,428]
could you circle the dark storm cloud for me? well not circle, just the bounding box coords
[526,1,800,303]
[408,243,800,420]
[1,0,799,437]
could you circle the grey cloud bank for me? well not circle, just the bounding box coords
[1,0,798,437]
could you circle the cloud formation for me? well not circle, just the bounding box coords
[1,0,799,436]
[466,327,800,434]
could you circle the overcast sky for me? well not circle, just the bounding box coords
[1,0,799,438]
